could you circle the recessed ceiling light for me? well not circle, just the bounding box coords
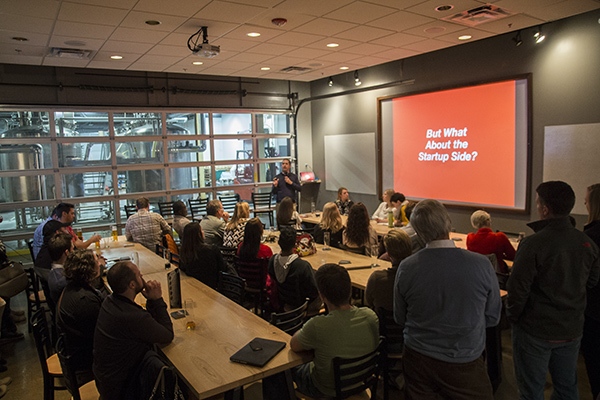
[247,32,261,37]
[458,35,472,41]
[327,43,339,48]
[340,66,349,70]
[260,67,270,71]
[12,37,28,42]
[110,55,123,60]
[145,20,161,26]
[435,5,453,12]
[192,61,203,65]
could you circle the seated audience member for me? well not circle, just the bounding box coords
[57,249,107,385]
[238,218,274,291]
[47,232,74,304]
[343,203,378,256]
[390,192,409,226]
[35,220,70,282]
[276,196,302,230]
[179,222,227,289]
[172,200,190,240]
[125,197,171,251]
[467,210,516,274]
[372,188,395,222]
[269,227,321,314]
[200,199,229,247]
[394,199,501,399]
[290,264,379,398]
[335,187,354,216]
[52,203,102,250]
[223,202,250,248]
[365,230,412,312]
[32,206,60,259]
[93,261,174,400]
[312,202,345,249]
[379,200,424,259]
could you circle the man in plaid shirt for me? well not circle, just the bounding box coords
[125,197,171,251]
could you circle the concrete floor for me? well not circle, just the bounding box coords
[1,291,594,400]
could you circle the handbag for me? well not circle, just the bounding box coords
[149,365,185,400]
[294,233,317,257]
[0,261,28,298]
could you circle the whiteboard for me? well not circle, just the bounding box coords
[324,132,376,195]
[544,122,600,215]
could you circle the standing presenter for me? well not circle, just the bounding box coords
[271,158,301,205]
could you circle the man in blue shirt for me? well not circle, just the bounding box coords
[394,199,501,399]
[271,158,301,204]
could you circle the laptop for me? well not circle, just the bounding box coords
[230,338,286,367]
[299,171,315,182]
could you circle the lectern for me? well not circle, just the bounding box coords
[299,180,321,213]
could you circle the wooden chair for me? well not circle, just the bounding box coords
[339,244,367,256]
[124,204,137,219]
[188,198,209,221]
[55,334,100,400]
[28,238,36,262]
[30,308,67,400]
[219,194,241,215]
[251,192,275,227]
[234,256,269,315]
[270,299,308,335]
[158,201,174,219]
[218,272,245,305]
[332,339,385,400]
[377,308,404,400]
[25,267,47,332]
[486,253,509,290]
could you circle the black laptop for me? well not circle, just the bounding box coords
[230,338,286,367]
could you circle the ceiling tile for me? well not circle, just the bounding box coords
[92,50,142,63]
[53,21,116,40]
[0,15,55,35]
[49,36,106,51]
[127,62,167,72]
[0,0,60,19]
[87,60,132,69]
[343,42,393,56]
[272,0,355,18]
[370,32,427,47]
[109,27,169,44]
[367,11,434,31]
[227,52,275,63]
[324,1,398,24]
[0,54,43,65]
[58,2,128,26]
[282,47,330,59]
[475,14,545,34]
[210,59,255,70]
[68,0,138,10]
[334,25,396,42]
[406,0,485,18]
[146,44,191,57]
[120,11,189,32]
[362,0,423,10]
[293,18,357,36]
[212,37,259,52]
[193,1,269,24]
[376,47,420,60]
[435,28,496,44]
[0,30,49,47]
[245,10,315,31]
[305,37,361,51]
[42,56,91,68]
[244,42,296,56]
[221,0,282,7]
[135,54,182,64]
[267,31,325,46]
[403,20,467,39]
[403,38,454,53]
[314,51,361,63]
[266,55,312,67]
[133,0,211,17]
[221,24,286,42]
[0,43,47,57]
[100,40,154,54]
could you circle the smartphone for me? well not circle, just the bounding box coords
[170,310,188,319]
[339,260,351,264]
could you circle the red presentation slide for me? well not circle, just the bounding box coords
[392,80,516,207]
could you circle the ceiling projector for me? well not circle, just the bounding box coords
[191,43,220,58]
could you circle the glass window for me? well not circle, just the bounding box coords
[0,143,52,170]
[0,174,55,202]
[0,111,50,138]
[61,171,112,198]
[257,137,290,158]
[169,166,212,190]
[256,114,290,134]
[216,163,253,186]
[119,169,165,193]
[257,162,281,183]
[114,112,162,136]
[167,139,210,163]
[166,112,209,135]
[213,113,252,135]
[0,204,54,230]
[54,112,109,137]
[58,142,112,167]
[213,138,252,161]
[74,200,114,225]
[115,141,162,164]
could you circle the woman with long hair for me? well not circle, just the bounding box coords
[343,203,378,256]
[179,222,226,289]
[223,202,250,248]
[582,183,600,400]
[371,188,395,222]
[312,202,345,248]
[238,218,273,260]
[276,196,302,230]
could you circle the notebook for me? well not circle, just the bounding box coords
[230,338,286,367]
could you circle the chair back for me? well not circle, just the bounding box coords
[163,233,179,256]
[332,339,385,399]
[170,253,180,267]
[158,201,174,219]
[28,238,36,262]
[270,299,308,334]
[124,204,137,219]
[188,198,209,221]
[486,253,508,290]
[219,246,237,272]
[234,256,268,292]
[377,308,403,354]
[56,334,82,400]
[340,244,367,256]
[218,272,246,305]
[31,309,55,377]
[251,192,274,210]
[219,194,241,215]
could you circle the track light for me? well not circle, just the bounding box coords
[512,31,522,47]
[328,77,333,87]
[354,70,361,86]
[534,26,545,44]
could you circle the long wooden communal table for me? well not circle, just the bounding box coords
[98,237,309,400]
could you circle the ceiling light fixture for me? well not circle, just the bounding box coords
[145,20,161,26]
[11,37,28,42]
[512,30,523,46]
[261,67,270,71]
[534,26,545,43]
[340,66,349,70]
[271,18,287,27]
[192,61,203,65]
[247,32,261,37]
[354,70,361,86]
[327,43,339,48]
[328,77,333,87]
[110,55,123,60]
[187,26,220,58]
[458,35,472,40]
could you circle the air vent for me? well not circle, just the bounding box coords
[280,66,312,73]
[443,4,513,27]
[50,47,92,59]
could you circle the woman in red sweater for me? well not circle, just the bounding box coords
[466,210,516,274]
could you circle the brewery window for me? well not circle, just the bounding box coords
[167,139,210,163]
[213,113,252,135]
[169,166,212,190]
[55,112,109,137]
[58,142,112,167]
[115,141,162,164]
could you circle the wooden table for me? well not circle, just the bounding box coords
[98,237,309,400]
